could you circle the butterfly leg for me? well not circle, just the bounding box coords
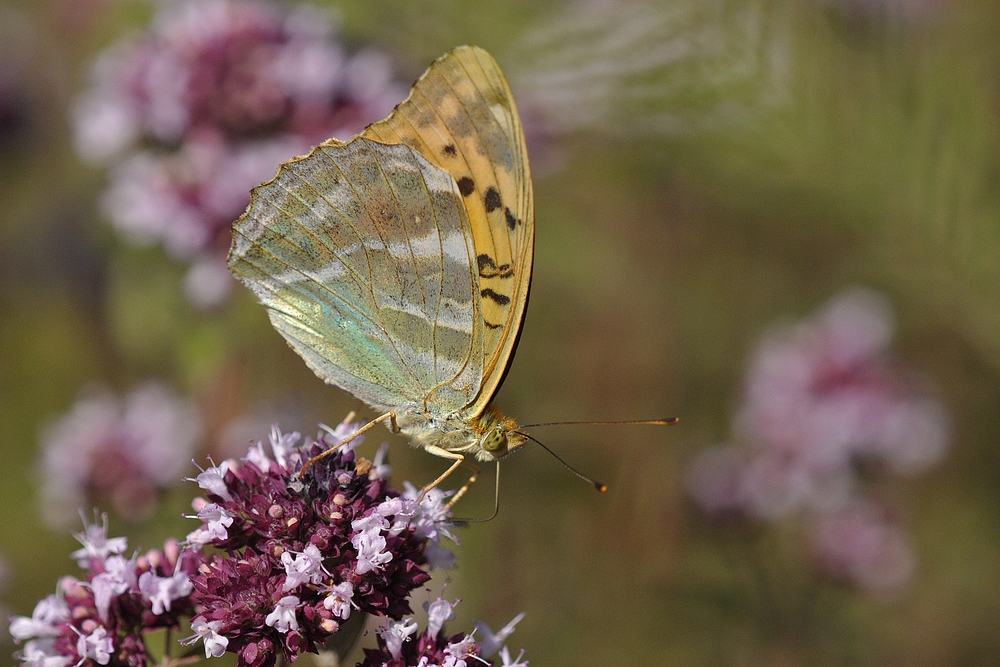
[419,445,470,503]
[298,411,398,479]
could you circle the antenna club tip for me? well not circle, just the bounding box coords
[596,482,608,493]
[664,417,679,425]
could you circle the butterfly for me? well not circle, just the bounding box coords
[228,46,539,500]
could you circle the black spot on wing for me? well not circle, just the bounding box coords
[457,176,476,197]
[484,187,502,213]
[443,144,457,157]
[477,254,513,279]
[481,288,510,306]
[477,254,497,272]
[484,321,504,330]
[504,206,517,230]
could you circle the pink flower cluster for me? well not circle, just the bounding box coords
[181,421,452,667]
[10,517,201,667]
[686,288,948,591]
[360,599,528,667]
[12,419,485,667]
[39,382,201,528]
[73,0,404,307]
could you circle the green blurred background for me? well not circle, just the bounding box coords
[2,0,1000,664]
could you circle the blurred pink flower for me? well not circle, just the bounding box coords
[40,382,202,527]
[735,288,947,479]
[686,288,948,591]
[685,443,856,521]
[809,499,916,592]
[99,134,309,258]
[73,1,403,163]
[72,0,406,307]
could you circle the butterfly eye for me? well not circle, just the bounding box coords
[481,429,508,454]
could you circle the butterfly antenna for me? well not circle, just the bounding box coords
[519,417,679,428]
[514,431,608,493]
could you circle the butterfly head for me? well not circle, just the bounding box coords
[478,424,527,461]
[472,407,527,462]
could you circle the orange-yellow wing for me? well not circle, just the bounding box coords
[362,45,534,416]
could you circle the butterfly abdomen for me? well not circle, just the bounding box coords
[400,410,481,455]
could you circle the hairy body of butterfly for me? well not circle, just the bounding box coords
[228,46,534,497]
[401,405,524,462]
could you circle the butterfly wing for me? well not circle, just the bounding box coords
[228,137,485,414]
[228,46,532,419]
[362,45,535,418]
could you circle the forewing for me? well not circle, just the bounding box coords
[362,45,535,416]
[228,137,484,414]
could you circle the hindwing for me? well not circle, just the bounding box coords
[229,139,484,413]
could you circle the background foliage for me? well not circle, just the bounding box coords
[2,0,1000,664]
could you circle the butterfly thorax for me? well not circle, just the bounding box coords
[399,404,527,463]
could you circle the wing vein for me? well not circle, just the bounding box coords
[233,227,380,331]
[260,185,376,298]
[315,144,427,392]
